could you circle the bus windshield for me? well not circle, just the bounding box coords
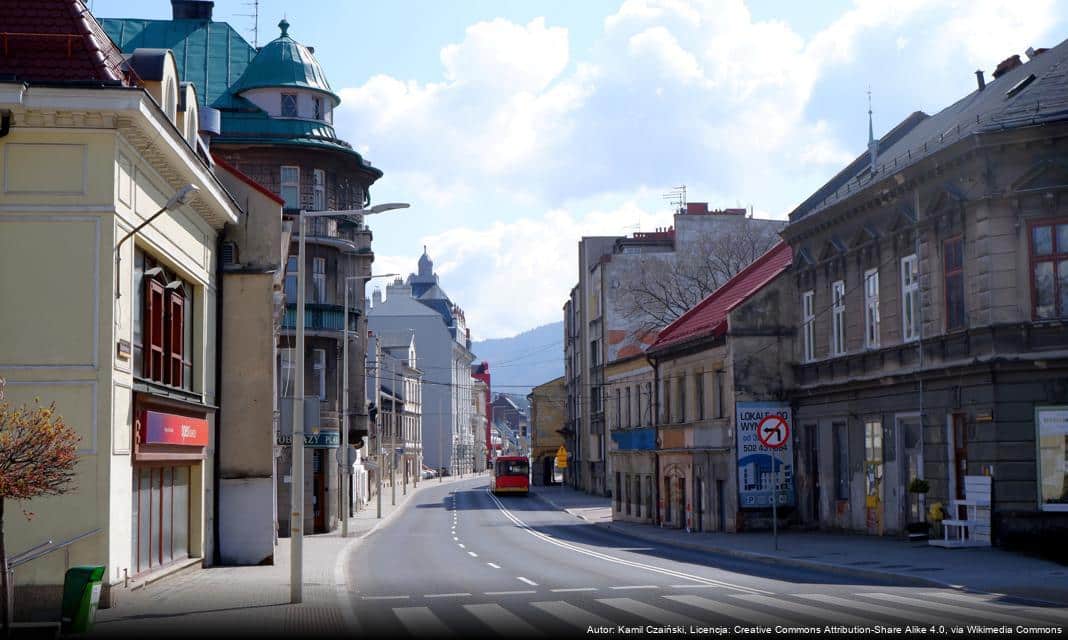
[496,460,529,477]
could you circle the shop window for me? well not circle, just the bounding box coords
[1037,406,1068,511]
[901,255,919,342]
[136,252,192,390]
[132,465,191,574]
[864,269,880,349]
[831,279,846,355]
[864,418,883,499]
[1030,222,1068,320]
[281,92,298,117]
[280,165,300,209]
[944,237,965,331]
[801,290,815,361]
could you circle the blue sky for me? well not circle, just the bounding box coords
[92,0,1068,339]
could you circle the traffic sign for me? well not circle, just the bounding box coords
[336,446,358,467]
[555,445,569,468]
[757,414,789,449]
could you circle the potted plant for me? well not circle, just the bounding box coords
[906,478,930,539]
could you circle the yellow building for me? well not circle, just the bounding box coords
[0,10,244,613]
[528,377,565,485]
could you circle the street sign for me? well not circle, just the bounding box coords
[555,445,569,468]
[757,415,790,449]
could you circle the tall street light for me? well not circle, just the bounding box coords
[341,272,397,538]
[291,202,408,604]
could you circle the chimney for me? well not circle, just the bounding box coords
[172,0,214,21]
[975,70,986,91]
[992,54,1022,79]
[685,202,708,215]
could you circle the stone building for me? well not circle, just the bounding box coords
[643,242,794,532]
[781,42,1068,558]
[104,2,384,537]
[528,377,566,485]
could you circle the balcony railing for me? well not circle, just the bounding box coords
[299,217,367,244]
[281,303,359,332]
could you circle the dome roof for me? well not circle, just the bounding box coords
[230,19,339,105]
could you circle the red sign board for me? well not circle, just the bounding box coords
[140,410,209,447]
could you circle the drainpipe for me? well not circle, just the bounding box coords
[212,231,225,566]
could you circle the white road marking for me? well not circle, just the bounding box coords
[485,590,537,595]
[486,490,768,595]
[453,536,459,541]
[669,584,717,589]
[665,594,787,626]
[923,590,1068,621]
[394,606,453,637]
[532,600,613,628]
[362,595,410,600]
[793,593,933,623]
[597,597,703,626]
[463,603,541,635]
[731,594,878,626]
[551,587,597,593]
[425,592,472,598]
[487,562,501,569]
[517,576,538,586]
[610,585,659,590]
[458,543,465,548]
[468,551,479,558]
[857,593,1026,625]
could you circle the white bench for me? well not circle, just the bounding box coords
[930,476,992,548]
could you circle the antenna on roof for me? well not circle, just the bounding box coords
[662,185,686,215]
[237,0,261,48]
[867,87,879,171]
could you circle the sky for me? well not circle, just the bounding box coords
[92,0,1068,340]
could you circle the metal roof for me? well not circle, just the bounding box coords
[228,19,339,104]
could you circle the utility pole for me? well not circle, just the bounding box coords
[375,345,382,519]
[291,211,306,604]
[438,395,444,483]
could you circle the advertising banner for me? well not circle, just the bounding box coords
[140,410,209,446]
[736,401,794,509]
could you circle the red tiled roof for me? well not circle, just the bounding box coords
[0,0,130,84]
[211,153,285,205]
[648,241,793,353]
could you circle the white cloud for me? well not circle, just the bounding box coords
[335,0,1067,337]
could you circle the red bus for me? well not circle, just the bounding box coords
[491,455,530,495]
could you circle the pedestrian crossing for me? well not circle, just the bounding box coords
[359,589,1068,636]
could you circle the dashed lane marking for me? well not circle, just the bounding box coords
[551,587,597,593]
[361,595,410,600]
[425,592,472,599]
[468,551,479,558]
[610,585,659,590]
[517,577,538,586]
[487,563,501,569]
[485,590,537,595]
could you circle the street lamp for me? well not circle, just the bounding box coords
[341,272,397,539]
[291,203,408,604]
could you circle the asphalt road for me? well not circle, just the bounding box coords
[346,477,1068,637]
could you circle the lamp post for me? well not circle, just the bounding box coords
[291,203,408,604]
[341,273,397,538]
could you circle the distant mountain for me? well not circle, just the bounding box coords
[472,321,564,398]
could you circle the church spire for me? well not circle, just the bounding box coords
[867,88,878,171]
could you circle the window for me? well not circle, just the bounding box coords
[284,256,298,304]
[645,382,653,426]
[865,418,884,498]
[279,348,295,397]
[614,389,621,429]
[313,97,323,120]
[677,374,686,424]
[901,255,919,342]
[833,421,849,500]
[831,280,846,356]
[625,387,632,427]
[136,252,192,390]
[864,268,880,349]
[696,372,705,421]
[662,377,671,424]
[312,168,325,211]
[944,237,965,330]
[1036,406,1068,511]
[280,166,300,209]
[281,92,298,117]
[714,370,725,419]
[312,257,326,303]
[801,290,815,362]
[313,348,326,400]
[1030,222,1068,320]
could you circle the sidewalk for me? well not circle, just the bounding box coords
[91,472,484,637]
[530,484,1068,606]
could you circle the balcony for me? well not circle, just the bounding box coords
[288,216,371,252]
[281,303,359,333]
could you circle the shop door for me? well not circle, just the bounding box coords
[899,415,924,524]
[313,450,326,532]
[132,465,190,575]
[950,413,968,500]
[804,423,820,523]
[694,477,704,532]
[864,419,884,534]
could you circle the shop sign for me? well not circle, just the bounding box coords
[276,431,340,448]
[140,410,209,446]
[736,401,795,509]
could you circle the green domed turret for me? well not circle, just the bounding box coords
[230,18,339,105]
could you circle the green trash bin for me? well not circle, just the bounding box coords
[60,565,105,634]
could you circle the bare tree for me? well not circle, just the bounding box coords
[614,217,783,333]
[0,389,80,634]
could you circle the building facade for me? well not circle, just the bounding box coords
[605,357,656,523]
[529,377,567,486]
[782,43,1068,559]
[0,0,255,611]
